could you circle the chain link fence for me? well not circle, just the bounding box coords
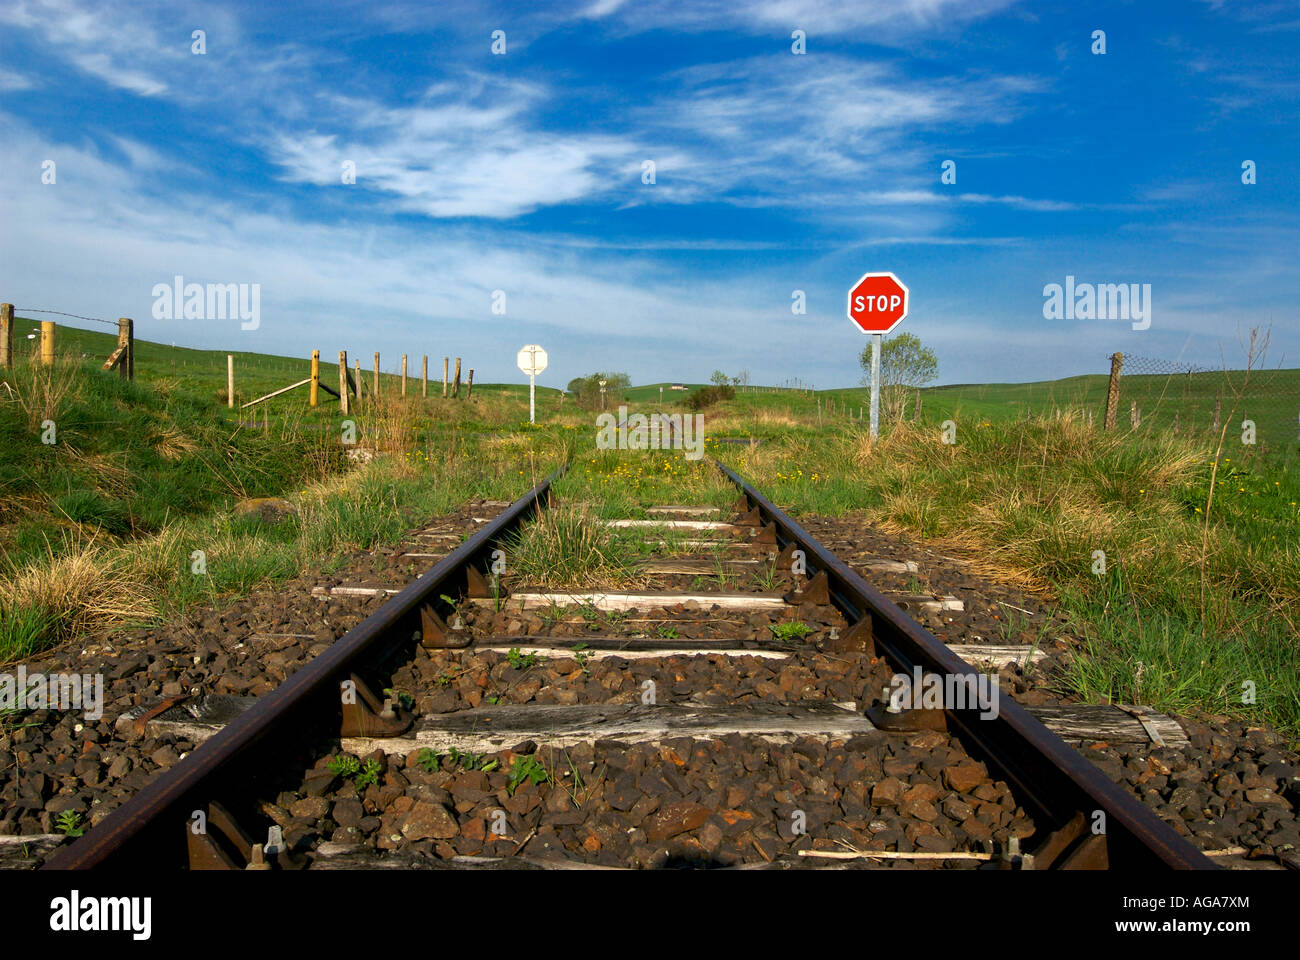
[1109,353,1300,456]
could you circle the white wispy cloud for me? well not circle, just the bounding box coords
[0,67,33,91]
[268,77,642,219]
[587,0,1023,39]
[625,56,1044,209]
[0,113,809,380]
[0,0,182,96]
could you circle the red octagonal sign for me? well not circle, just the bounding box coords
[847,271,909,334]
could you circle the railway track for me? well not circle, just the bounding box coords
[40,462,1215,871]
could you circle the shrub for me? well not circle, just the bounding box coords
[685,384,734,410]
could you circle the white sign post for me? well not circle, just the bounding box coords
[870,336,881,440]
[516,344,548,424]
[846,272,909,441]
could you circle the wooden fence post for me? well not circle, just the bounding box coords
[373,352,380,396]
[117,317,134,380]
[467,368,474,399]
[1,303,13,368]
[355,358,363,401]
[227,355,235,408]
[1213,394,1221,433]
[338,350,349,415]
[115,318,129,379]
[401,354,407,397]
[453,357,461,398]
[422,355,428,398]
[443,357,449,397]
[310,350,320,407]
[40,321,54,366]
[1130,400,1139,429]
[1103,352,1123,430]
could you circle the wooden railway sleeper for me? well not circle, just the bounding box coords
[132,693,190,735]
[864,700,949,733]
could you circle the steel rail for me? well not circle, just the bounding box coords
[43,468,564,870]
[717,461,1215,870]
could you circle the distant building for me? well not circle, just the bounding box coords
[670,383,687,390]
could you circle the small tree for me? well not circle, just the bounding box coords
[572,371,631,410]
[859,333,938,420]
[710,370,730,387]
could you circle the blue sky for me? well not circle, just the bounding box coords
[1,0,1297,389]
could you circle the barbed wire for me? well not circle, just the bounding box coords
[14,308,117,327]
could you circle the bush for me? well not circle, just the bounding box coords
[685,384,734,410]
[569,372,631,410]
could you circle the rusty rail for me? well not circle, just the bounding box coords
[44,460,1211,870]
[717,461,1215,870]
[43,469,562,870]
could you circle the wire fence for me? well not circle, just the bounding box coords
[14,308,117,326]
[1113,354,1300,454]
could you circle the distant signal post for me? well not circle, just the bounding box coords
[847,271,910,440]
[517,344,548,424]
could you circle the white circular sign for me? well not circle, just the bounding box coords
[517,344,548,375]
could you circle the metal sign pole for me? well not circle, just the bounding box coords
[517,344,548,426]
[869,333,881,440]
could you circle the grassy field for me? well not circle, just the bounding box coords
[820,367,1300,465]
[620,382,707,404]
[3,322,1297,739]
[0,322,572,660]
[702,390,1299,739]
[30,321,566,416]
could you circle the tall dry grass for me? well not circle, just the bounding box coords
[0,539,156,662]
[2,351,82,430]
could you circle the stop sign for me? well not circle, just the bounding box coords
[847,272,909,334]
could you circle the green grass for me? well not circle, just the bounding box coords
[771,621,813,643]
[704,406,1299,738]
[0,344,350,567]
[1057,575,1299,731]
[6,320,1298,739]
[816,367,1300,467]
[32,321,565,414]
[0,324,573,660]
[619,382,708,404]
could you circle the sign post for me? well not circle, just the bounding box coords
[870,335,881,439]
[846,272,910,440]
[516,344,548,424]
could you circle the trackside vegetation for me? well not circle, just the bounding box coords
[3,323,1295,740]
